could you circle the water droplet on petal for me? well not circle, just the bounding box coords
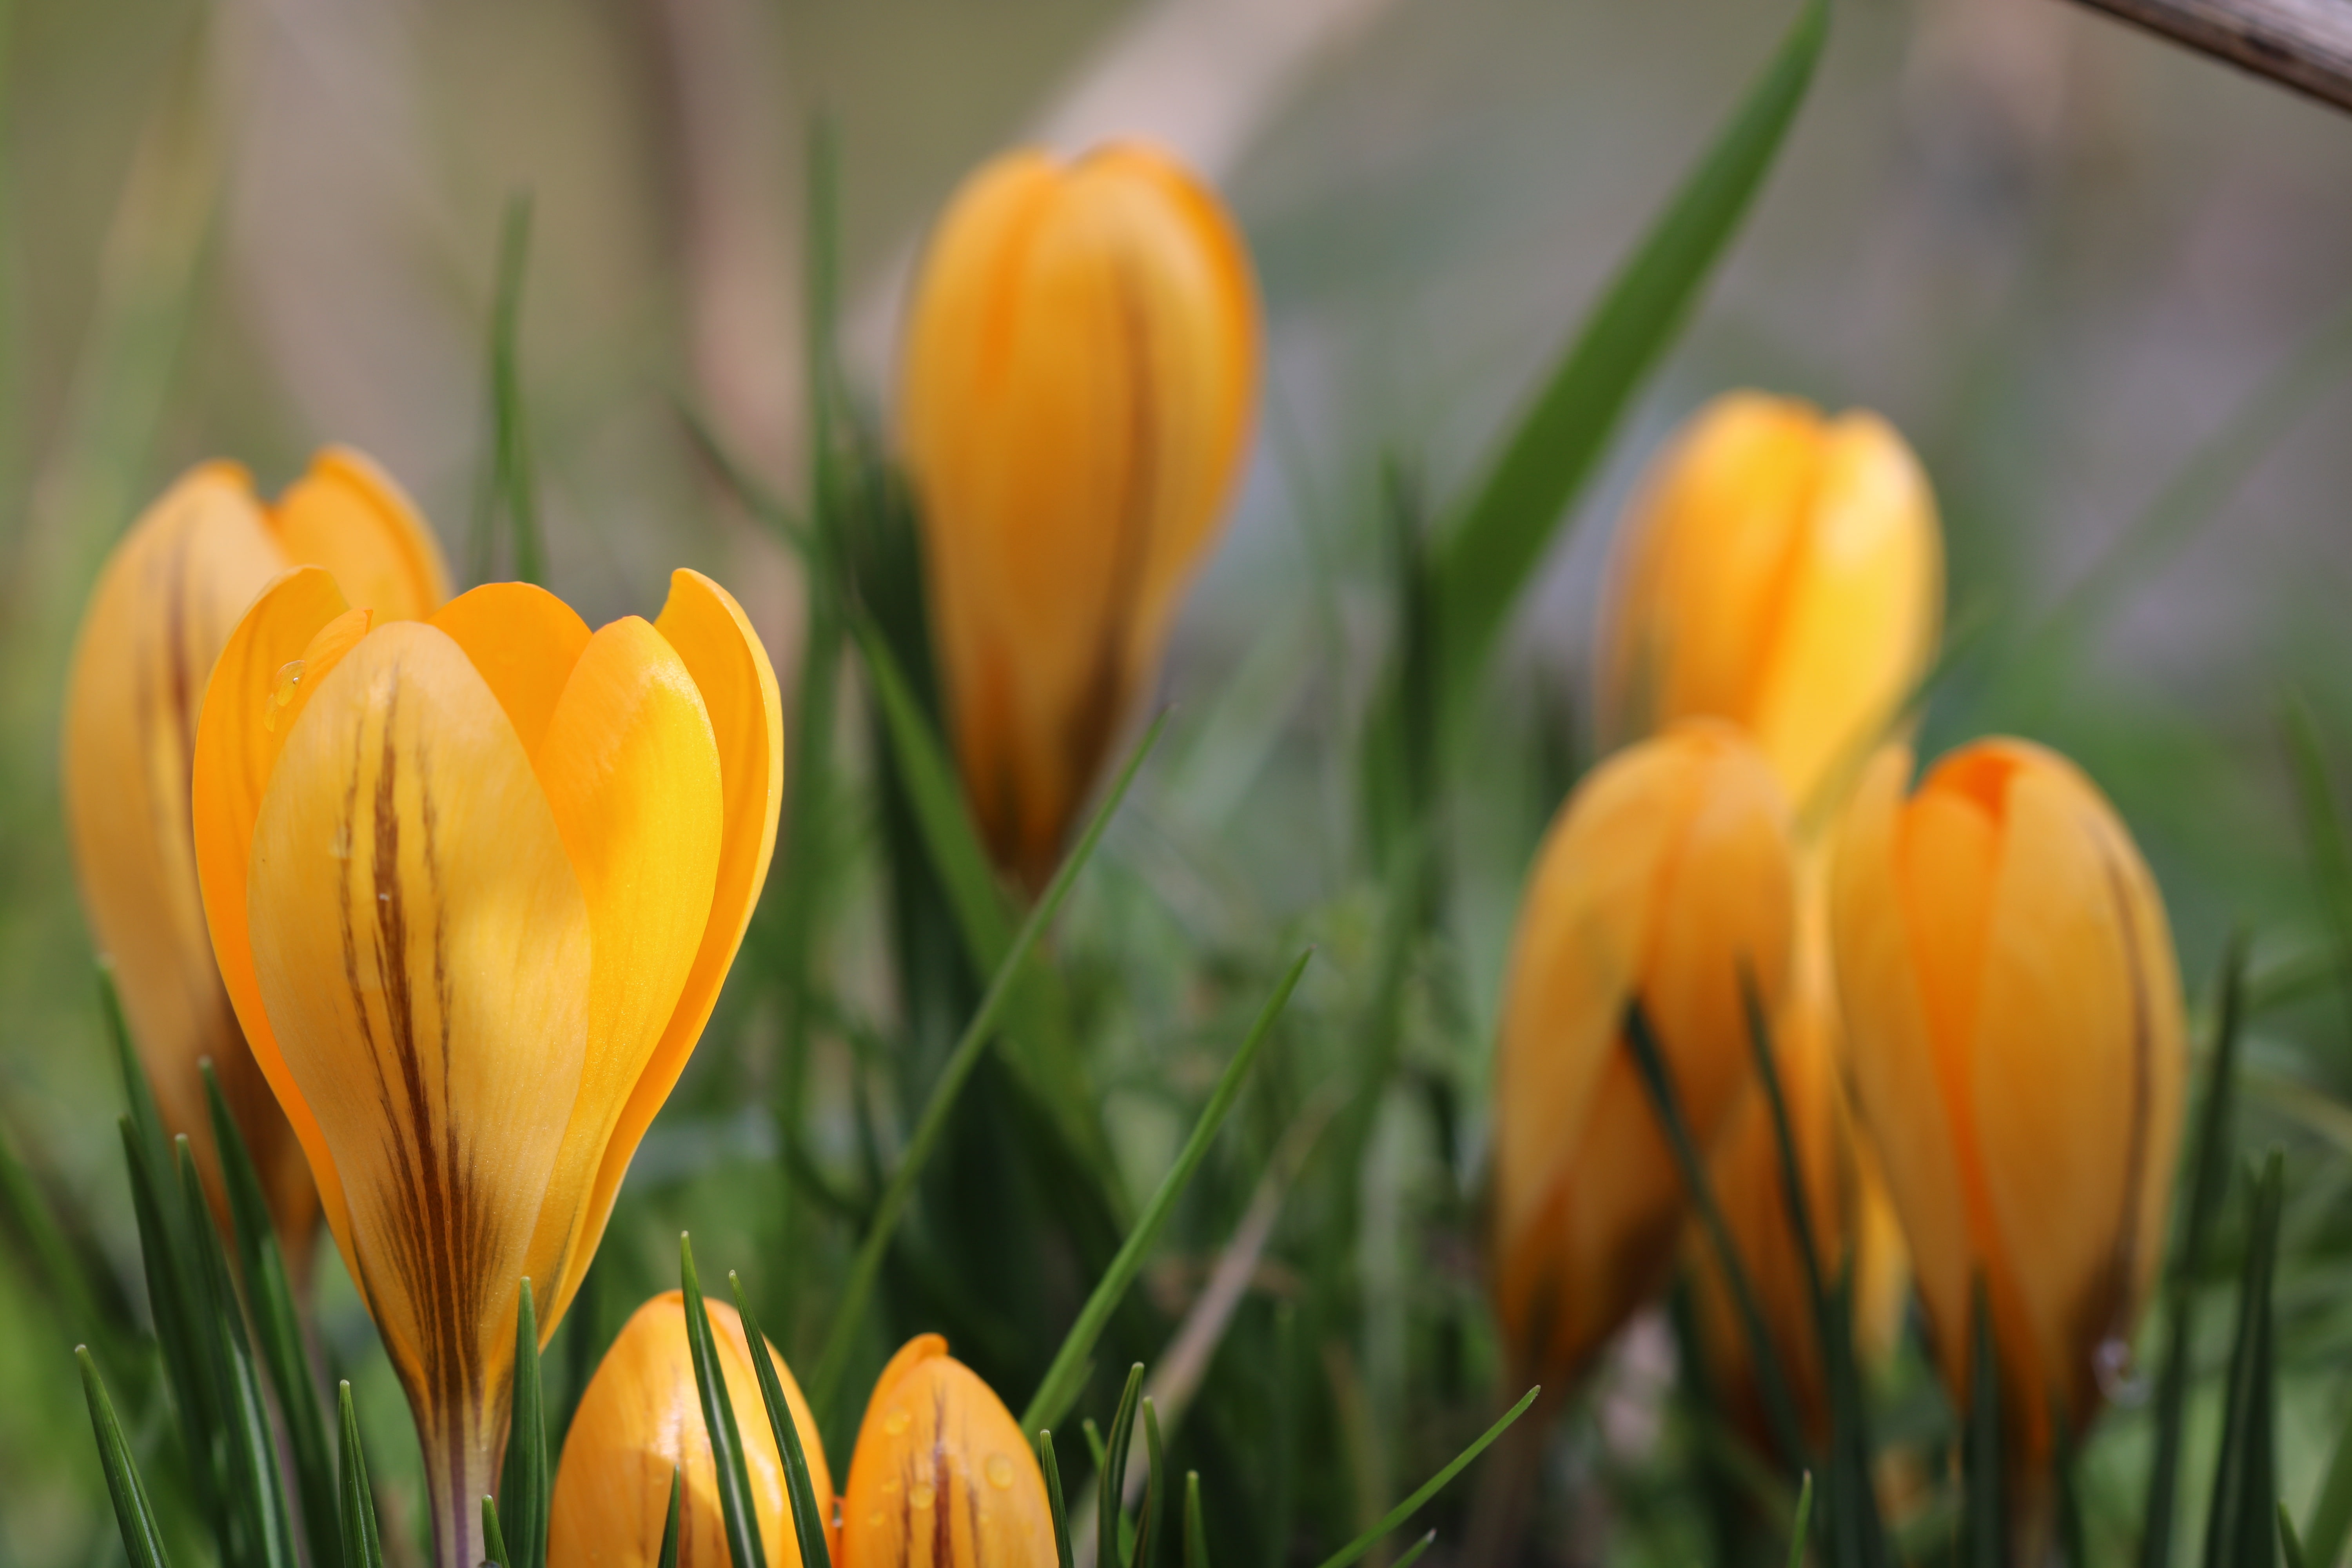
[882,1408,910,1436]
[984,1454,1014,1490]
[910,1484,936,1510]
[262,660,305,732]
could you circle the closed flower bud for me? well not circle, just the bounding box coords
[1830,740,2185,1458]
[900,142,1259,891]
[63,451,448,1256]
[551,1291,833,1568]
[1594,392,1942,812]
[1491,722,1797,1387]
[840,1335,1054,1568]
[191,567,783,1566]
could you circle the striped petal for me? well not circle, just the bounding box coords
[840,1336,1054,1568]
[267,446,451,622]
[546,571,782,1328]
[519,617,725,1330]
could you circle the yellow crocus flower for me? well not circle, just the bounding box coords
[1829,740,2184,1460]
[1490,722,1796,1390]
[189,566,782,1566]
[1594,392,1942,814]
[900,141,1259,891]
[551,1290,832,1568]
[64,450,448,1254]
[839,1335,1055,1568]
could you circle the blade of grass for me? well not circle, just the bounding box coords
[2282,1503,2308,1568]
[469,192,542,586]
[2054,1404,2087,1568]
[681,1235,766,1568]
[1041,1430,1078,1568]
[498,1279,548,1568]
[726,1273,837,1568]
[481,1496,511,1568]
[808,714,1168,1414]
[1307,1385,1539,1568]
[0,1107,121,1361]
[2205,1154,2283,1568]
[1621,999,1811,1472]
[1388,1533,1436,1568]
[658,1469,683,1568]
[118,1115,222,1539]
[2148,936,2249,1568]
[202,1062,337,1568]
[79,1345,173,1568]
[1787,1471,1815,1568]
[1136,1400,1167,1568]
[1100,1365,1147,1568]
[339,1381,385,1568]
[1183,1472,1207,1568]
[1427,0,1826,693]
[1022,950,1309,1432]
[2284,703,2352,1064]
[1962,1282,2004,1568]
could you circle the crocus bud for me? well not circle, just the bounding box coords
[1687,872,1908,1439]
[899,142,1259,891]
[63,451,448,1256]
[839,1335,1054,1568]
[1830,740,2185,1458]
[1490,722,1797,1388]
[551,1291,833,1568]
[191,569,783,1567]
[1594,392,1942,813]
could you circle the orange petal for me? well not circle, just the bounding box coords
[520,617,725,1330]
[191,566,371,1282]
[267,446,451,621]
[430,583,593,755]
[543,572,784,1329]
[840,1336,1054,1568]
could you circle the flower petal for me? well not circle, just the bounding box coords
[543,572,783,1328]
[267,447,451,622]
[246,620,590,1471]
[192,566,373,1280]
[520,617,725,1328]
[429,583,593,755]
[840,1338,1054,1568]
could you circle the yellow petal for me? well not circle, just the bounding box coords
[429,582,593,755]
[840,1336,1055,1568]
[550,1291,833,1568]
[245,620,591,1543]
[267,446,451,622]
[545,571,783,1329]
[191,566,373,1283]
[519,617,725,1330]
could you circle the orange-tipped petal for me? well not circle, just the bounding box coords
[550,1292,833,1568]
[546,571,783,1328]
[430,582,593,755]
[840,1336,1054,1568]
[267,446,451,622]
[245,620,591,1562]
[520,618,725,1332]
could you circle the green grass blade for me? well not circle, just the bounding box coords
[1183,1471,1207,1568]
[1427,0,1826,692]
[658,1468,683,1568]
[118,1118,222,1534]
[1040,1430,1077,1568]
[338,1381,385,1568]
[470,192,542,586]
[1621,999,1811,1471]
[178,1138,297,1568]
[0,1107,121,1358]
[1100,1365,1147,1568]
[499,1279,548,1568]
[1962,1282,2004,1568]
[481,1495,510,1568]
[1022,949,1310,1432]
[2282,1503,2309,1568]
[807,713,1167,1415]
[1136,1400,1167,1568]
[79,1345,174,1568]
[1786,1471,1814,1568]
[2148,938,2250,1568]
[1388,1533,1436,1568]
[2206,1154,2284,1568]
[726,1273,835,1568]
[202,1062,338,1568]
[2285,703,2352,1062]
[680,1235,766,1568]
[1307,1385,1539,1568]
[2054,1404,2088,1568]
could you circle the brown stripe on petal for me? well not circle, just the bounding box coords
[932,1378,954,1568]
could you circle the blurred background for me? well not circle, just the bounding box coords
[6,0,2352,1561]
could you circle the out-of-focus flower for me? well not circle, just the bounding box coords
[190,568,783,1567]
[839,1334,1054,1568]
[1490,722,1797,1389]
[64,450,449,1256]
[899,141,1259,891]
[1594,392,1942,814]
[1830,739,2184,1459]
[1688,869,1909,1440]
[551,1290,832,1568]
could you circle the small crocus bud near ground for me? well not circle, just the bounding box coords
[1490,721,1798,1391]
[190,569,783,1567]
[1593,392,1942,814]
[551,1290,832,1568]
[1830,739,2185,1461]
[63,450,449,1259]
[899,141,1259,892]
[839,1334,1055,1568]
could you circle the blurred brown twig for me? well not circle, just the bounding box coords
[2063,0,2352,111]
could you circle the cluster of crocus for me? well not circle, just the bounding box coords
[1490,390,2185,1466]
[552,1315,1053,1568]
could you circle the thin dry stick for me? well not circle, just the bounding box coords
[2062,0,2352,112]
